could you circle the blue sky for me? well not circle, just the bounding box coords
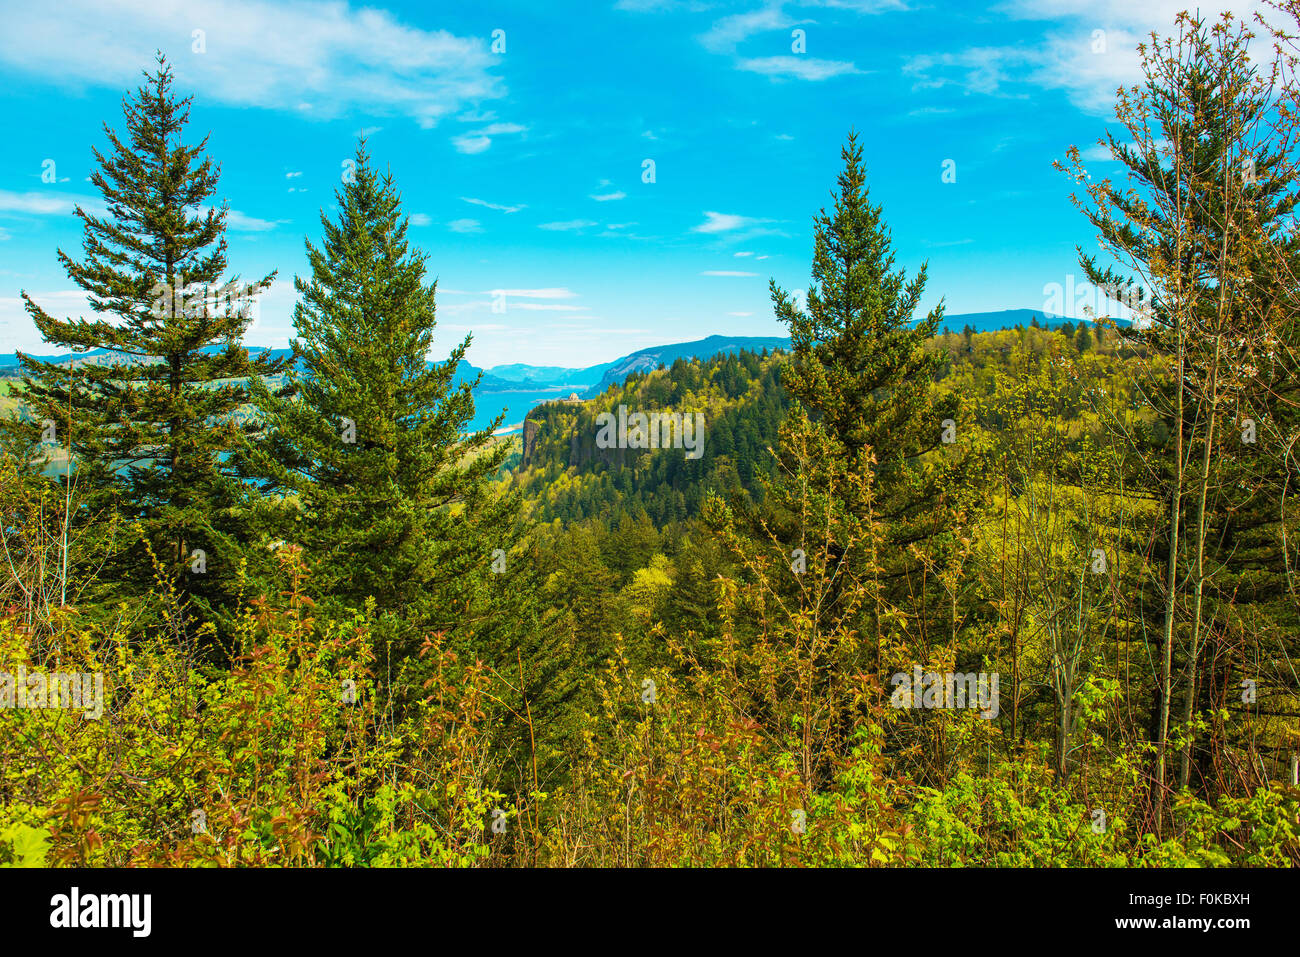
[0,0,1265,369]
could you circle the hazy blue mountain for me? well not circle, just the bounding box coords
[938,308,1068,332]
[484,362,615,388]
[0,310,1079,412]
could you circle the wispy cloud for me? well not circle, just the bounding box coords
[737,56,863,80]
[486,288,579,299]
[0,191,274,233]
[0,189,88,216]
[462,196,525,213]
[452,122,527,154]
[508,303,590,311]
[692,211,767,234]
[696,1,891,77]
[224,209,286,232]
[0,0,507,128]
[590,190,626,202]
[448,218,482,233]
[700,5,800,54]
[539,219,598,231]
[903,1,1276,115]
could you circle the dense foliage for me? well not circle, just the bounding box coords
[5,19,1300,868]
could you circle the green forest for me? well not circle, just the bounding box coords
[3,11,1300,869]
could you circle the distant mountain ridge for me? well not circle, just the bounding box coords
[482,309,1072,396]
[0,309,1074,406]
[578,334,792,398]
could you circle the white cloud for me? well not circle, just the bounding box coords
[409,213,432,226]
[727,311,754,316]
[0,290,92,351]
[702,270,758,277]
[448,218,482,233]
[737,56,863,80]
[509,303,590,311]
[462,196,525,213]
[905,46,1032,96]
[697,1,889,77]
[286,171,303,179]
[0,189,100,217]
[224,209,285,232]
[452,122,527,154]
[452,135,492,155]
[539,220,598,231]
[817,0,908,9]
[700,6,800,54]
[0,191,273,232]
[0,0,506,129]
[907,1,1279,116]
[734,251,754,257]
[693,211,766,234]
[616,0,687,10]
[486,288,578,299]
[590,191,626,202]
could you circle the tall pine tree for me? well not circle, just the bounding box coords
[244,140,513,658]
[1,54,283,640]
[768,132,971,658]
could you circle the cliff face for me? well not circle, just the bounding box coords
[521,397,586,468]
[521,416,542,467]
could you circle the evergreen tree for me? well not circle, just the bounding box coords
[244,140,511,656]
[1064,13,1300,798]
[0,54,283,640]
[768,132,971,652]
[1075,322,1093,352]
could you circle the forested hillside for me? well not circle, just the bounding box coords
[514,348,791,523]
[4,13,1300,871]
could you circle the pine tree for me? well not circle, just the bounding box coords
[1075,322,1093,352]
[768,132,970,654]
[0,54,283,639]
[1062,13,1300,800]
[244,140,511,656]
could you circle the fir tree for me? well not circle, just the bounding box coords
[0,54,283,639]
[244,140,511,656]
[1063,13,1300,798]
[1075,322,1093,352]
[768,132,970,652]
